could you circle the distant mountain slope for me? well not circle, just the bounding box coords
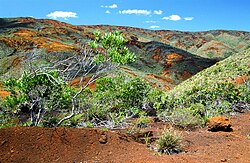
[0,17,249,90]
[82,25,250,59]
[159,49,249,119]
[125,41,216,89]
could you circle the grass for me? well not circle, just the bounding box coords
[157,128,182,154]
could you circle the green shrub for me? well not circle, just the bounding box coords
[2,70,73,126]
[136,114,151,128]
[157,128,182,154]
[171,107,205,129]
[79,74,164,125]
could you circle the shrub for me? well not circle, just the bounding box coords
[3,70,72,126]
[171,107,205,129]
[78,74,164,126]
[157,128,182,154]
[136,114,151,128]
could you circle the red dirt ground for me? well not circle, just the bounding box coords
[0,112,250,163]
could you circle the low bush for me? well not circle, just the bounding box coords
[171,107,205,129]
[77,74,164,127]
[2,70,73,127]
[157,128,182,154]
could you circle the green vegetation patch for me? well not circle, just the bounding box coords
[160,50,249,124]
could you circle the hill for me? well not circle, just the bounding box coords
[0,17,249,91]
[160,49,249,126]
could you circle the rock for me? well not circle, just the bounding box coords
[207,116,232,132]
[99,134,108,144]
[142,103,157,116]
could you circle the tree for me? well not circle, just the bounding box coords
[56,31,136,126]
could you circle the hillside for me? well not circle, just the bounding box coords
[82,25,250,59]
[0,17,249,91]
[160,49,250,124]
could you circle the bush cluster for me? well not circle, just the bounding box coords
[74,74,163,127]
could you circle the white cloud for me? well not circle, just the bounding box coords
[162,15,181,21]
[184,17,194,21]
[154,10,163,15]
[149,25,160,29]
[101,4,118,9]
[145,20,157,23]
[47,11,77,20]
[119,9,151,15]
[105,10,111,14]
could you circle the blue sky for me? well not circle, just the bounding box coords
[0,0,249,31]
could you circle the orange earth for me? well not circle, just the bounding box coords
[0,111,250,163]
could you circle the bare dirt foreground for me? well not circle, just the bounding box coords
[0,112,250,163]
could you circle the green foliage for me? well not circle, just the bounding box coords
[69,113,84,127]
[136,114,151,128]
[90,31,136,64]
[78,74,164,124]
[144,132,151,147]
[0,112,18,128]
[161,50,250,127]
[119,78,151,108]
[157,128,182,154]
[2,70,73,126]
[171,107,205,129]
[42,116,61,128]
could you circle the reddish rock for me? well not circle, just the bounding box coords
[207,116,232,132]
[234,75,248,85]
[99,134,108,144]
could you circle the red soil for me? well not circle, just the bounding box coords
[0,112,250,163]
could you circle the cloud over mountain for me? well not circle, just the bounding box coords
[154,10,163,15]
[101,4,118,9]
[47,11,77,20]
[145,20,157,23]
[184,17,194,21]
[119,9,151,15]
[149,25,160,29]
[162,15,181,21]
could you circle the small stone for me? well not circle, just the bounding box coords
[207,116,232,132]
[1,140,7,146]
[221,158,227,162]
[99,134,108,144]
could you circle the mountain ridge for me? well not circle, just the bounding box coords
[0,17,249,91]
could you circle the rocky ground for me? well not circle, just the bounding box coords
[0,111,250,163]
